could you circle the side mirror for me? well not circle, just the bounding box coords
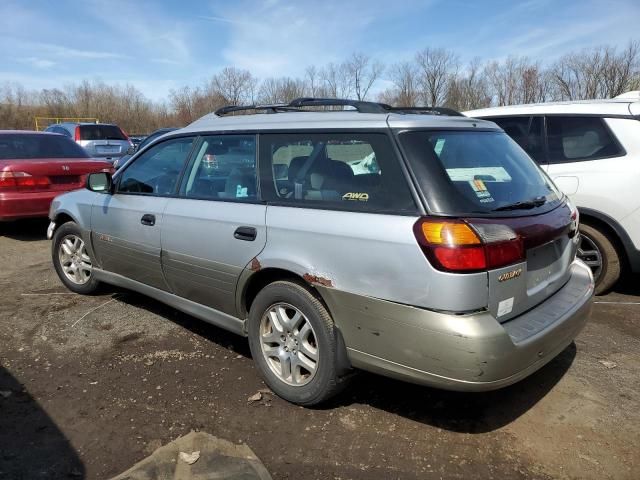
[87,171,113,193]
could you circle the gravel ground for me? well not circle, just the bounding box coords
[1,219,639,480]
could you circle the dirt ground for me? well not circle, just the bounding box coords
[1,219,639,480]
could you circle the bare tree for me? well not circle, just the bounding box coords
[210,67,257,105]
[416,48,459,107]
[305,66,323,97]
[320,62,352,98]
[258,77,307,104]
[484,56,549,106]
[380,61,420,106]
[445,58,491,111]
[344,53,383,100]
[2,41,640,132]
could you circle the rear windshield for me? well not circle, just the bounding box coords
[400,130,562,216]
[79,125,126,141]
[0,134,89,160]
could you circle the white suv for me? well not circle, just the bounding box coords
[466,92,640,294]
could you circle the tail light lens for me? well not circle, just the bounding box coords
[567,199,579,238]
[414,218,524,273]
[74,126,81,141]
[0,171,51,191]
[118,127,130,142]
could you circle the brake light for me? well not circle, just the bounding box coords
[414,218,524,272]
[74,126,81,141]
[0,171,50,191]
[118,127,129,141]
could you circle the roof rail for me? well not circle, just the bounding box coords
[214,98,464,117]
[288,97,390,113]
[386,106,465,117]
[214,103,299,116]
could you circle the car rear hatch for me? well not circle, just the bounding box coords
[1,158,113,192]
[77,125,131,159]
[399,127,579,320]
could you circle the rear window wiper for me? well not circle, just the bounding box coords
[493,197,546,211]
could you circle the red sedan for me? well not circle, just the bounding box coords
[0,131,114,221]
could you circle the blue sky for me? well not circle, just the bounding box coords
[1,0,639,101]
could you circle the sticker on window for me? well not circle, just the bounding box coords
[469,179,495,203]
[342,192,369,201]
[236,185,248,198]
[446,167,512,182]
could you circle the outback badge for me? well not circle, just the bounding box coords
[498,268,522,282]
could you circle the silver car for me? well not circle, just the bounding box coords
[45,122,134,164]
[47,98,594,406]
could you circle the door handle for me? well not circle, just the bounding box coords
[234,226,257,241]
[140,214,156,226]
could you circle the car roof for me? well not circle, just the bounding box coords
[0,130,59,135]
[175,111,498,135]
[465,96,639,118]
[54,122,118,127]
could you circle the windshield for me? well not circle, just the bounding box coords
[79,125,126,141]
[0,134,89,160]
[399,130,562,216]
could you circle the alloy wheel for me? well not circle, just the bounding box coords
[58,234,92,285]
[577,233,603,281]
[259,303,319,386]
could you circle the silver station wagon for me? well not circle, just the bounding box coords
[48,98,594,405]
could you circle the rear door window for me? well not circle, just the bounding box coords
[79,125,127,141]
[546,116,623,163]
[181,135,257,201]
[400,130,561,216]
[259,132,417,213]
[490,116,545,163]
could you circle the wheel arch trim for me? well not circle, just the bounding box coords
[579,207,640,272]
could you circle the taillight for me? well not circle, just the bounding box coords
[118,127,130,141]
[74,126,81,141]
[414,218,524,273]
[0,172,50,191]
[567,199,579,238]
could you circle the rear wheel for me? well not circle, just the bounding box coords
[577,223,620,295]
[52,222,101,294]
[247,281,344,406]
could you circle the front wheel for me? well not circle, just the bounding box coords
[247,281,345,406]
[577,223,621,295]
[52,222,101,294]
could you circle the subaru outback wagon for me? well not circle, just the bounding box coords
[47,98,594,405]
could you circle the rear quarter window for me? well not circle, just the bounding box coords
[400,130,561,216]
[259,132,417,214]
[546,116,623,163]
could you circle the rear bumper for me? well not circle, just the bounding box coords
[319,259,594,391]
[0,191,61,221]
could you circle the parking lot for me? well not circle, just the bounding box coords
[0,219,638,480]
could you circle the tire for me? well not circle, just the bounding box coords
[247,280,345,406]
[52,221,101,295]
[578,223,621,295]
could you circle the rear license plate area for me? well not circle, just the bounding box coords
[50,176,80,185]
